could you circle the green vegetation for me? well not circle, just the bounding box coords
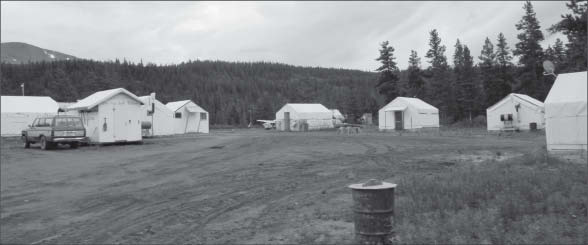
[395,155,587,244]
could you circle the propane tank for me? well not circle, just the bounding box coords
[141,121,152,129]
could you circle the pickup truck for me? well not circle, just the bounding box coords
[21,115,88,150]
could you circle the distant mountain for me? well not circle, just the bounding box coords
[0,42,77,64]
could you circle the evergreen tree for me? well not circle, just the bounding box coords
[495,32,515,94]
[479,37,498,107]
[425,29,449,68]
[407,50,425,98]
[453,39,464,69]
[513,1,545,99]
[375,41,400,102]
[454,41,477,120]
[460,45,477,120]
[548,0,587,72]
[424,29,455,123]
[552,38,567,68]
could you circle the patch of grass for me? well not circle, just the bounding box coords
[394,155,588,244]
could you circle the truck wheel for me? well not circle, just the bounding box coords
[40,136,50,150]
[23,138,30,149]
[70,142,79,149]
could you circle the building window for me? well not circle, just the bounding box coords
[201,113,207,120]
[175,112,182,118]
[147,111,153,116]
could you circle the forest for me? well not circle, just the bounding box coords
[0,0,586,126]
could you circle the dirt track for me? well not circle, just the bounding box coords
[0,129,544,244]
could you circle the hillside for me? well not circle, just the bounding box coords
[0,59,382,125]
[0,42,77,64]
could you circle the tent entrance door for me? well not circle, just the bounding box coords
[394,111,403,130]
[284,112,290,131]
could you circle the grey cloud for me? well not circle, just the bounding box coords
[1,1,569,71]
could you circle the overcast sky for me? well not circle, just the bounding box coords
[1,1,569,71]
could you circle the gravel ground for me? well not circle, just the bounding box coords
[0,129,544,244]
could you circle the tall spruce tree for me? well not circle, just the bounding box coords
[552,38,567,69]
[407,50,425,98]
[479,37,497,107]
[514,1,545,99]
[454,41,477,120]
[425,29,455,123]
[461,45,477,120]
[495,32,515,93]
[375,41,400,102]
[549,0,587,72]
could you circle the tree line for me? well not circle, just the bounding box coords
[375,0,586,124]
[0,59,382,125]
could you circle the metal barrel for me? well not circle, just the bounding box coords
[349,179,397,245]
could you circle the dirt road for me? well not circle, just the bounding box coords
[1,129,544,244]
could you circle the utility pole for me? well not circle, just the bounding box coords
[20,83,24,96]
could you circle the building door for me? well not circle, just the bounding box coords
[284,112,290,131]
[394,111,403,130]
[113,105,132,141]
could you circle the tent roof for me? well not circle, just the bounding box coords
[381,97,438,112]
[545,72,587,104]
[166,100,206,112]
[285,103,331,113]
[487,93,544,112]
[512,93,544,107]
[1,96,59,113]
[399,97,438,110]
[67,88,143,111]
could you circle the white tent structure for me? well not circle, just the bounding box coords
[1,96,59,136]
[139,93,175,136]
[378,97,439,131]
[486,93,545,131]
[330,109,345,124]
[166,100,209,134]
[275,103,333,131]
[67,88,144,143]
[544,71,587,152]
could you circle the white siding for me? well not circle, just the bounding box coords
[78,93,142,143]
[1,112,56,136]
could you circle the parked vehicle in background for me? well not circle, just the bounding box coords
[21,115,87,150]
[257,120,276,130]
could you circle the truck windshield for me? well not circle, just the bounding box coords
[54,118,83,127]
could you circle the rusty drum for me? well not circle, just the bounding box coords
[349,179,397,245]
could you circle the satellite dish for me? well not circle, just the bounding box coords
[543,60,556,77]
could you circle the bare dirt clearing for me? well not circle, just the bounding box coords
[0,129,563,244]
